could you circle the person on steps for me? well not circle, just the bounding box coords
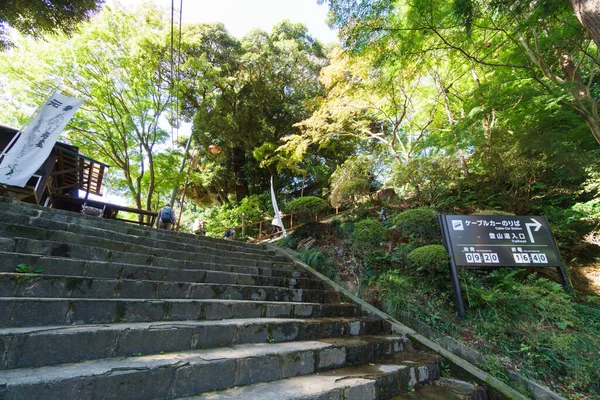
[157,203,175,230]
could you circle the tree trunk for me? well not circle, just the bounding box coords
[560,52,600,144]
[568,0,600,48]
[436,74,469,176]
[231,146,249,202]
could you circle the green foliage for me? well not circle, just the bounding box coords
[393,208,441,245]
[471,210,515,216]
[0,0,104,50]
[462,269,600,395]
[296,249,336,279]
[353,219,386,249]
[236,194,271,223]
[329,156,375,208]
[393,155,462,209]
[407,245,449,279]
[285,196,330,223]
[15,264,44,274]
[346,204,374,222]
[361,250,404,279]
[375,270,411,311]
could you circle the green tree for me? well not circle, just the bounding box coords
[0,0,104,50]
[329,155,375,208]
[181,21,328,203]
[320,0,600,145]
[0,5,178,218]
[289,48,443,167]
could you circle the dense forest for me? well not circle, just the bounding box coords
[1,0,599,398]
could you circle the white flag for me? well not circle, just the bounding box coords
[270,176,286,237]
[0,92,84,187]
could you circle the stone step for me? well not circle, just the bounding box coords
[0,224,289,269]
[0,215,282,261]
[0,273,334,303]
[0,298,360,327]
[0,198,266,254]
[0,336,407,400]
[0,251,314,281]
[182,351,439,400]
[0,252,323,289]
[0,317,391,369]
[0,237,301,278]
[389,378,488,400]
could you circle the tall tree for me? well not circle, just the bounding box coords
[320,0,600,144]
[0,0,104,50]
[0,5,178,217]
[181,21,328,203]
[287,47,442,167]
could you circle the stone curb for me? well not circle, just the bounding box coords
[269,245,532,400]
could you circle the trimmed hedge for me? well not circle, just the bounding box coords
[393,207,441,244]
[407,244,449,274]
[353,219,386,249]
[286,196,330,222]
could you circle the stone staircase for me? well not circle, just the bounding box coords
[0,198,489,399]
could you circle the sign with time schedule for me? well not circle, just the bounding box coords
[440,215,561,267]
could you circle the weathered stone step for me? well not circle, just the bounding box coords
[0,251,314,281]
[0,237,300,278]
[389,378,487,400]
[182,350,439,400]
[0,298,360,327]
[0,198,268,254]
[0,273,333,303]
[0,224,289,270]
[0,216,282,261]
[0,317,390,369]
[0,336,407,400]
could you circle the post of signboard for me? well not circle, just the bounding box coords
[439,215,466,319]
[439,214,571,318]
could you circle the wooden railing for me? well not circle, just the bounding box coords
[214,209,340,242]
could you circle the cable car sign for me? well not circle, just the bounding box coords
[440,215,561,267]
[439,215,569,318]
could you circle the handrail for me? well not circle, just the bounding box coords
[211,209,341,242]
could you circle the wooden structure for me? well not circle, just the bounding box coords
[0,124,156,226]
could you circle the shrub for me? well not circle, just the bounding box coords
[375,270,411,311]
[393,207,441,244]
[286,196,330,223]
[472,210,515,216]
[296,249,336,279]
[353,219,386,249]
[408,245,449,273]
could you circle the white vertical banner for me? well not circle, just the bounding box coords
[270,176,286,237]
[0,92,85,187]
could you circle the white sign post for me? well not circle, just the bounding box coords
[0,92,84,187]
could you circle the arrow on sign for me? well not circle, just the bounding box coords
[525,218,542,243]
